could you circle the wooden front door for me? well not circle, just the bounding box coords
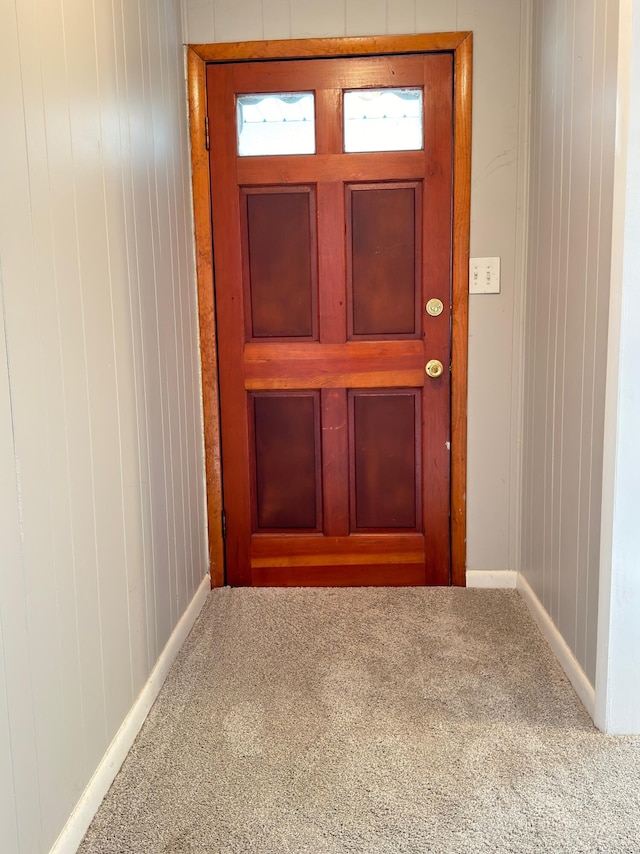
[207,53,453,587]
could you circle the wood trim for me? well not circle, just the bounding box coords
[187,33,471,588]
[187,48,224,587]
[451,33,472,586]
[189,33,471,63]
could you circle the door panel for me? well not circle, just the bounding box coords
[207,53,453,586]
[242,187,318,340]
[251,392,322,531]
[347,183,421,338]
[350,390,421,531]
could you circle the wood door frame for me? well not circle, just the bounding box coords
[187,33,472,589]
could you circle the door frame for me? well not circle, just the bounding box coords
[187,33,472,588]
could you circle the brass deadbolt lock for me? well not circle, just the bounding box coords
[425,359,444,378]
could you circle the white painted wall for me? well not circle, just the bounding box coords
[0,2,207,851]
[596,0,640,734]
[521,0,619,685]
[184,0,532,576]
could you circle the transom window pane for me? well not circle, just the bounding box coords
[237,93,315,156]
[343,88,423,153]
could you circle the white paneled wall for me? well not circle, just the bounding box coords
[596,0,640,733]
[0,1,207,851]
[184,0,514,41]
[521,0,619,684]
[184,0,532,575]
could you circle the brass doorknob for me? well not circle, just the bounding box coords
[426,298,444,317]
[425,359,444,378]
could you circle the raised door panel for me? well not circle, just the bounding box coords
[347,184,422,338]
[350,390,421,531]
[251,392,322,531]
[242,188,318,340]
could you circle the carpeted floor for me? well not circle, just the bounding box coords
[78,588,640,853]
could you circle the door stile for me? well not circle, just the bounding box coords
[422,54,454,584]
[207,64,253,585]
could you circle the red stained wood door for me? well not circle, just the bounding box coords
[207,54,453,586]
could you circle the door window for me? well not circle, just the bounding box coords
[343,88,423,152]
[237,92,315,156]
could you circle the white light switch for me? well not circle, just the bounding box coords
[469,257,501,294]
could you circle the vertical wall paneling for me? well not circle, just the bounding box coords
[415,0,456,33]
[0,255,40,852]
[507,0,533,577]
[563,0,594,667]
[588,0,619,680]
[262,0,292,40]
[549,0,570,631]
[520,1,536,600]
[290,0,346,38]
[346,0,386,37]
[5,2,79,845]
[386,0,415,36]
[183,0,531,579]
[121,0,161,671]
[0,2,207,850]
[139,0,175,656]
[215,0,264,43]
[109,0,153,696]
[41,0,107,794]
[76,0,135,746]
[0,606,19,853]
[156,0,190,626]
[521,0,619,684]
[595,0,640,734]
[186,0,217,43]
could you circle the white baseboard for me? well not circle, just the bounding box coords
[50,574,211,854]
[466,570,518,588]
[517,573,595,718]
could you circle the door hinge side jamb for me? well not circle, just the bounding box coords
[205,116,210,151]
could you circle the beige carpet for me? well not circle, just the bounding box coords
[78,588,640,853]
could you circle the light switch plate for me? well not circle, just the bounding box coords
[469,257,501,294]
